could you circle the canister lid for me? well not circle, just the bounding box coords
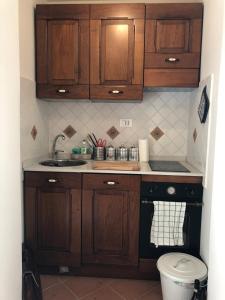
[157,253,207,284]
[119,145,127,149]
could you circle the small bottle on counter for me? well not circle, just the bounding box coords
[80,139,89,155]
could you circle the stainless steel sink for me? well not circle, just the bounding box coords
[39,159,87,167]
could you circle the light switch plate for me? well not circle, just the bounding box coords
[120,119,132,128]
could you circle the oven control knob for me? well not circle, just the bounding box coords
[167,186,176,195]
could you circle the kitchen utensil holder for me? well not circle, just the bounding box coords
[93,147,105,161]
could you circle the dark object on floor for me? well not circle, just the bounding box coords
[149,160,190,173]
[191,279,207,300]
[22,244,42,300]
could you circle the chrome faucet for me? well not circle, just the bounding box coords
[52,134,65,160]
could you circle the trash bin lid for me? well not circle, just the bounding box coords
[157,253,207,284]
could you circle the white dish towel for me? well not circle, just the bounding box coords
[150,201,186,247]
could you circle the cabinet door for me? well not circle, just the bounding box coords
[36,5,89,99]
[101,19,134,85]
[144,3,203,87]
[24,172,81,267]
[90,4,144,100]
[47,20,79,85]
[82,174,140,266]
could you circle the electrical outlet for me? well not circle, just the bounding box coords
[120,119,132,128]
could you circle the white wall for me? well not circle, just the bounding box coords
[198,0,225,265]
[20,0,49,161]
[194,0,225,299]
[0,1,22,299]
[207,21,225,299]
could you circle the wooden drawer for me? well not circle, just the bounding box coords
[24,172,81,189]
[83,174,140,192]
[90,85,143,100]
[144,69,199,87]
[37,84,89,99]
[145,53,200,69]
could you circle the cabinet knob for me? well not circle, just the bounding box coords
[48,179,57,183]
[56,89,70,94]
[104,181,119,185]
[108,90,123,95]
[165,57,180,63]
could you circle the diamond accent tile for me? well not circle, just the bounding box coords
[31,125,37,140]
[193,128,197,142]
[151,127,164,141]
[107,126,120,140]
[63,125,76,139]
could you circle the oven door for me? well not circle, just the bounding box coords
[139,198,202,259]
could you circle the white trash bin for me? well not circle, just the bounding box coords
[157,253,207,300]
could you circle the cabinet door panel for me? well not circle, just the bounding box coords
[144,3,203,87]
[48,20,79,85]
[36,20,47,83]
[93,190,128,255]
[101,20,134,85]
[35,5,90,99]
[37,188,71,251]
[90,4,144,99]
[24,172,82,267]
[155,20,190,54]
[82,174,140,266]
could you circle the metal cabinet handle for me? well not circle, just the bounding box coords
[108,90,124,95]
[104,181,119,185]
[48,179,57,183]
[56,89,70,94]
[165,57,180,63]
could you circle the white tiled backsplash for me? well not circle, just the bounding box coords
[47,89,191,158]
[187,75,212,184]
[20,77,49,161]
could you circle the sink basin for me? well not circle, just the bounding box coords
[39,159,87,167]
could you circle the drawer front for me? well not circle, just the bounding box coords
[37,84,89,99]
[144,68,199,87]
[83,174,140,192]
[90,85,143,100]
[24,172,81,189]
[145,53,200,69]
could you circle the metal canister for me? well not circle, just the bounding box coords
[93,147,105,161]
[129,145,139,161]
[116,145,128,161]
[106,145,116,161]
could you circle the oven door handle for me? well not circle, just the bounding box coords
[141,200,153,204]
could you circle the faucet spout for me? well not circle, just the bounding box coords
[52,134,65,160]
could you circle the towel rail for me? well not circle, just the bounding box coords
[141,200,203,207]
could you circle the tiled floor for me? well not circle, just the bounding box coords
[41,275,163,300]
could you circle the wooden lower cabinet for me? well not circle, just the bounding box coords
[24,172,82,267]
[82,174,140,266]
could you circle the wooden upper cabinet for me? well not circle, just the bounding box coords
[90,4,145,100]
[35,5,89,99]
[144,3,203,87]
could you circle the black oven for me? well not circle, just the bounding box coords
[139,181,203,259]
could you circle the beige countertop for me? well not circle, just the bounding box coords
[23,157,203,177]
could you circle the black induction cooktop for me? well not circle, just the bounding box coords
[149,160,190,173]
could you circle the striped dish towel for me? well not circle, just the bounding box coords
[150,201,186,247]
